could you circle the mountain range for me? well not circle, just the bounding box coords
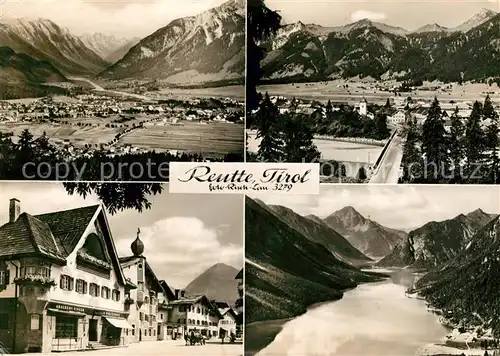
[79,33,140,64]
[261,8,500,83]
[322,206,407,259]
[0,18,108,75]
[0,0,244,86]
[415,215,500,335]
[184,263,240,305]
[245,197,384,324]
[377,209,497,269]
[99,0,245,83]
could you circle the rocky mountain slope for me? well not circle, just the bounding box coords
[0,18,108,75]
[261,9,500,83]
[0,46,66,83]
[268,204,371,266]
[80,33,140,64]
[99,0,245,84]
[184,263,239,304]
[245,197,384,324]
[377,209,497,269]
[415,215,500,335]
[322,206,407,259]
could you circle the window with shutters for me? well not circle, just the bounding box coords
[112,289,120,301]
[60,275,72,291]
[101,286,110,299]
[89,283,100,297]
[75,279,87,294]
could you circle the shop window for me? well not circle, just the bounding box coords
[30,314,40,330]
[0,314,9,329]
[55,316,78,339]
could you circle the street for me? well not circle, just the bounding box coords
[369,134,404,184]
[26,339,243,356]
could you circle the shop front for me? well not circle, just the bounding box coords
[44,302,132,352]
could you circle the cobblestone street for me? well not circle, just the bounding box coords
[24,340,243,356]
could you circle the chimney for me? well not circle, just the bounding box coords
[174,289,179,299]
[9,198,20,223]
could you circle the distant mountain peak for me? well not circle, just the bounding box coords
[454,8,498,32]
[184,263,239,304]
[414,23,448,33]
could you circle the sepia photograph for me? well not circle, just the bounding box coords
[245,184,500,356]
[247,0,500,184]
[0,0,245,181]
[0,182,244,355]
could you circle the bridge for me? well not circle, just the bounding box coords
[369,130,405,184]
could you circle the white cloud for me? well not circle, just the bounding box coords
[350,10,387,22]
[116,217,242,287]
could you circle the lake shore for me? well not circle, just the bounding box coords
[245,319,291,356]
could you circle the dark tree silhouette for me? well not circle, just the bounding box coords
[246,0,282,113]
[421,97,449,182]
[465,101,486,178]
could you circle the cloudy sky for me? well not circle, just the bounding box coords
[0,182,243,289]
[251,185,500,230]
[266,0,500,31]
[0,0,228,38]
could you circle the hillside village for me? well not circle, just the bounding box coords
[0,200,243,354]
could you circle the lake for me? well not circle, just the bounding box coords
[253,270,448,356]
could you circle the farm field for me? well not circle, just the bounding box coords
[0,123,120,146]
[119,121,244,158]
[155,85,245,100]
[246,131,382,164]
[258,80,499,105]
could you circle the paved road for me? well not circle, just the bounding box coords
[27,339,242,356]
[68,77,151,101]
[369,134,404,184]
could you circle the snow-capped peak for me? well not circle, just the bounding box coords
[453,8,498,32]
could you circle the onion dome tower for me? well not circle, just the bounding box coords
[131,228,144,256]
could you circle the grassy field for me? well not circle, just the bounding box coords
[155,85,244,100]
[1,120,244,156]
[259,80,499,105]
[247,131,382,163]
[0,123,120,146]
[119,121,244,157]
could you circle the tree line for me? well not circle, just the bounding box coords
[399,95,499,184]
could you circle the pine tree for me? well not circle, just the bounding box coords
[246,0,282,113]
[483,94,495,120]
[281,113,320,162]
[448,107,465,180]
[421,97,448,182]
[375,112,390,140]
[400,117,423,183]
[255,93,285,161]
[465,101,486,180]
[485,116,499,184]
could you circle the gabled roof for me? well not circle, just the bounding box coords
[35,205,100,255]
[218,307,238,318]
[0,213,66,262]
[160,280,176,301]
[119,257,163,292]
[0,204,127,285]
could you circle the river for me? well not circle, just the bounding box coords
[253,269,448,356]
